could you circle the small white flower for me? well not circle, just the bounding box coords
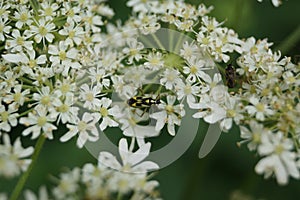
[94,97,120,131]
[160,68,182,90]
[14,5,33,29]
[119,108,160,146]
[239,120,266,151]
[176,81,199,107]
[79,84,103,110]
[0,103,19,134]
[32,86,59,108]
[29,18,55,44]
[255,132,299,185]
[144,51,164,70]
[20,105,57,139]
[0,134,34,178]
[50,94,79,124]
[122,38,144,64]
[245,96,274,121]
[0,17,11,42]
[191,94,226,124]
[3,84,30,106]
[98,138,159,173]
[180,41,199,60]
[150,96,185,136]
[39,2,59,21]
[52,168,80,199]
[24,186,49,200]
[60,112,99,148]
[48,41,81,76]
[88,67,111,88]
[58,20,85,46]
[5,29,33,52]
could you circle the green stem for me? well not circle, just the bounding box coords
[9,135,46,200]
[29,0,40,15]
[276,25,300,55]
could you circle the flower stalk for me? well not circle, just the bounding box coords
[9,135,46,200]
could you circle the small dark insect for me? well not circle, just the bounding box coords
[225,64,236,88]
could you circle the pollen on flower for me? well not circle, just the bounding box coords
[1,111,9,122]
[252,132,261,143]
[78,121,87,132]
[19,13,29,22]
[38,26,48,36]
[16,36,24,45]
[100,107,108,117]
[37,116,47,127]
[165,105,174,114]
[275,144,284,155]
[226,109,236,118]
[255,103,265,112]
[59,50,67,60]
[61,84,71,94]
[85,92,94,102]
[41,95,51,106]
[190,65,197,74]
[58,104,69,113]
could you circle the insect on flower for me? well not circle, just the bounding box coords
[127,94,161,117]
[225,64,236,88]
[127,96,161,108]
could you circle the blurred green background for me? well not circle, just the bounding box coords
[1,0,300,199]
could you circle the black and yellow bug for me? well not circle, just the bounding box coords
[127,96,161,108]
[127,95,161,117]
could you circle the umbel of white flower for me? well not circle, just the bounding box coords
[0,2,299,200]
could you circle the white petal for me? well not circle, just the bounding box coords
[132,161,159,173]
[127,142,151,166]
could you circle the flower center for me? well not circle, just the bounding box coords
[166,105,174,114]
[190,65,197,74]
[59,50,66,60]
[226,109,236,118]
[100,107,108,117]
[29,59,37,68]
[252,132,261,143]
[78,120,87,132]
[61,83,70,94]
[255,103,265,112]
[275,144,284,155]
[1,111,8,122]
[37,116,47,126]
[16,36,24,46]
[20,12,29,22]
[44,7,53,17]
[86,92,94,102]
[41,95,51,105]
[14,92,22,102]
[38,26,48,36]
[58,104,69,113]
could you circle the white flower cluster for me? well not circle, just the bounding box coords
[124,0,299,186]
[0,1,299,199]
[21,150,160,200]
